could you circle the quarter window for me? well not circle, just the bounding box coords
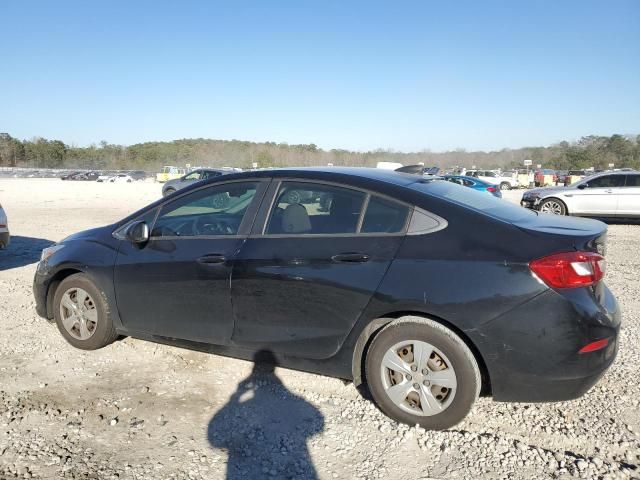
[266,182,365,234]
[151,182,259,237]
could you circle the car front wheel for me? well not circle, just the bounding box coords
[53,273,118,350]
[539,198,567,215]
[499,182,511,190]
[365,317,481,430]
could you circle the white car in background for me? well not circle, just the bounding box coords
[0,201,9,248]
[465,169,519,190]
[521,170,640,218]
[108,173,134,183]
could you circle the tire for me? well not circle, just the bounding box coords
[163,187,176,197]
[53,273,118,350]
[499,182,511,191]
[365,316,481,430]
[539,198,567,215]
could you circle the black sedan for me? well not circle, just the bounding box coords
[33,168,619,429]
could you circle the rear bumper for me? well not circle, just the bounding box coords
[469,284,620,402]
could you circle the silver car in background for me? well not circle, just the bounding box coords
[521,170,640,218]
[0,201,9,248]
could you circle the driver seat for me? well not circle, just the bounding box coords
[281,204,311,234]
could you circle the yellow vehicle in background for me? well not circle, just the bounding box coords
[156,166,187,183]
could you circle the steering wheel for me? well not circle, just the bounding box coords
[192,216,234,236]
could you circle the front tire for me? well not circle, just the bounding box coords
[53,273,118,350]
[365,317,481,430]
[499,182,511,191]
[539,198,567,215]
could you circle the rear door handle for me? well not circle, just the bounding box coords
[197,254,227,265]
[331,253,370,263]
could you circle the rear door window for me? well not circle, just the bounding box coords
[266,182,365,234]
[361,196,410,233]
[625,175,640,187]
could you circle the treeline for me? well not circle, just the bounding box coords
[1,132,639,172]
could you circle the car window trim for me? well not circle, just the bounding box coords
[254,178,413,238]
[141,179,270,240]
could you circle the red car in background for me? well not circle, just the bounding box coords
[534,169,557,187]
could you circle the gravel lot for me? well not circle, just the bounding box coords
[0,179,638,480]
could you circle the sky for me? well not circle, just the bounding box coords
[1,0,638,152]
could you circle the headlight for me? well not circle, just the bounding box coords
[40,244,65,262]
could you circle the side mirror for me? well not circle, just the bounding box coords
[577,184,587,190]
[125,221,149,244]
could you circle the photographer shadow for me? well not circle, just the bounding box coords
[208,350,324,480]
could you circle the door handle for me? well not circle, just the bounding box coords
[196,254,227,265]
[605,189,613,193]
[331,253,370,263]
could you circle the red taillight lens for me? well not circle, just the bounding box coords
[487,187,496,193]
[578,338,610,354]
[529,251,605,288]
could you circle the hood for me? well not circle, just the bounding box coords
[61,225,114,243]
[525,185,571,196]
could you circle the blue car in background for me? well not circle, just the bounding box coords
[442,175,502,198]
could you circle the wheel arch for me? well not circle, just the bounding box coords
[45,268,85,319]
[351,311,492,396]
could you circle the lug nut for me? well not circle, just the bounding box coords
[413,383,420,390]
[423,380,430,386]
[405,374,412,381]
[411,365,418,372]
[422,369,429,375]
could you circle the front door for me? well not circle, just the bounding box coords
[114,180,267,343]
[617,174,640,217]
[231,181,410,359]
[570,175,624,215]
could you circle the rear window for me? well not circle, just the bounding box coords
[411,180,535,222]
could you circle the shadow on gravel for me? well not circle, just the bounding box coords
[0,236,54,271]
[208,350,324,480]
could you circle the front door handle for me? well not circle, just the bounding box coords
[604,189,613,193]
[197,254,227,265]
[331,253,370,263]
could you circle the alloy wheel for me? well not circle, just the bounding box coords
[380,340,457,416]
[59,287,98,340]
[540,200,564,215]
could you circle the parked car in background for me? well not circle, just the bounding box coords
[441,175,502,198]
[534,169,557,187]
[521,170,640,218]
[109,174,134,183]
[127,170,147,181]
[565,170,586,186]
[60,171,82,180]
[555,170,568,185]
[156,166,187,183]
[162,168,231,196]
[97,172,117,182]
[34,167,619,430]
[0,201,9,248]
[466,170,518,190]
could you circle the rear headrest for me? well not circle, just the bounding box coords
[281,204,311,233]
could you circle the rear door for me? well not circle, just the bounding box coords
[617,174,640,217]
[569,175,625,215]
[230,180,411,359]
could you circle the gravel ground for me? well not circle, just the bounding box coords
[0,179,638,480]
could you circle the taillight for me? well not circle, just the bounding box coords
[529,251,605,288]
[578,338,610,354]
[487,187,496,193]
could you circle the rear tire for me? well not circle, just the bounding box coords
[365,317,480,430]
[53,273,118,350]
[499,182,511,191]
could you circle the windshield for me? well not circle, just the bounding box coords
[412,180,535,222]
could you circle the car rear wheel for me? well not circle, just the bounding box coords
[53,273,118,350]
[163,187,176,197]
[365,317,481,430]
[499,182,511,191]
[539,198,567,215]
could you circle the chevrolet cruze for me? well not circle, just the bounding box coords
[33,168,620,429]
